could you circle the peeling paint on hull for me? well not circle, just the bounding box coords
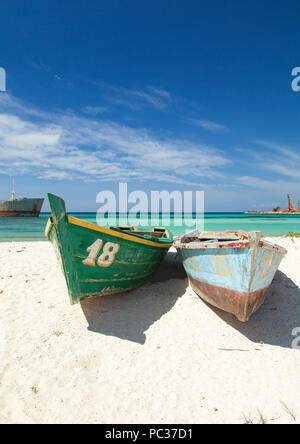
[174,230,287,322]
[189,275,269,322]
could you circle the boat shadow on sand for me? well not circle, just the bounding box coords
[80,251,187,344]
[81,254,300,349]
[206,270,300,350]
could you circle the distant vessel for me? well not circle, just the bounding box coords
[0,178,44,217]
[245,194,300,214]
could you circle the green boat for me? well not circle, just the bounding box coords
[45,194,173,304]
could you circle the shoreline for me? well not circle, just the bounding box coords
[1,232,300,244]
[245,211,300,215]
[2,212,300,242]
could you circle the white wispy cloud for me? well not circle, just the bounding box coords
[229,140,300,209]
[89,80,172,110]
[82,106,107,115]
[0,93,230,184]
[235,175,300,205]
[146,86,171,100]
[236,176,280,189]
[248,140,300,180]
[186,118,229,132]
[255,140,300,161]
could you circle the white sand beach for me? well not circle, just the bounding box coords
[0,237,300,424]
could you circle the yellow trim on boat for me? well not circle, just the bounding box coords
[67,216,172,248]
[117,225,137,231]
[152,227,170,238]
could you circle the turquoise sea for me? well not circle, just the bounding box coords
[0,212,300,241]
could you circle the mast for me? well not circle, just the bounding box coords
[285,194,297,212]
[10,177,15,201]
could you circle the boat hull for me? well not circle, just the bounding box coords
[0,198,44,217]
[46,194,172,304]
[188,275,270,322]
[175,232,286,321]
[0,210,42,217]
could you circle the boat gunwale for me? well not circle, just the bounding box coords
[46,216,173,248]
[174,230,287,255]
[259,240,287,254]
[173,240,250,249]
[47,215,173,248]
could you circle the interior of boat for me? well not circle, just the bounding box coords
[179,230,246,244]
[111,226,170,240]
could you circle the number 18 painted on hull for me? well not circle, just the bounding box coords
[82,239,120,267]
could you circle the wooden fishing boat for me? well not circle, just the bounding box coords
[45,194,173,304]
[174,230,287,321]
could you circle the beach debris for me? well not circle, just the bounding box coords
[257,410,267,424]
[218,348,249,352]
[243,411,278,424]
[281,401,297,422]
[242,413,254,424]
[31,386,39,394]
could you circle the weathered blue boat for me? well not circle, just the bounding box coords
[174,230,287,321]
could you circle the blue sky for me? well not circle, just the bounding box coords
[1,0,300,211]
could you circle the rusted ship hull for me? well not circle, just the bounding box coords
[0,198,44,217]
[0,210,42,216]
[174,230,287,322]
